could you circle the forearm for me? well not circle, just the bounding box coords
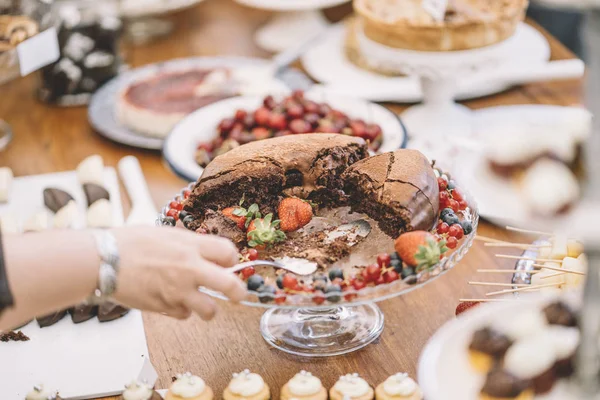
[0,230,99,331]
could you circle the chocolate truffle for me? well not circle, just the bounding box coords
[69,303,98,324]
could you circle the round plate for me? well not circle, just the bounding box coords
[163,92,408,181]
[88,57,313,150]
[452,105,589,225]
[418,293,579,400]
[234,0,349,11]
[302,24,550,102]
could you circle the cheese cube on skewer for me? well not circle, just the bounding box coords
[567,239,584,258]
[563,257,587,291]
[551,233,569,260]
[531,263,566,288]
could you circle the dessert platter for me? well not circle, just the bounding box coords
[233,0,349,52]
[88,56,312,150]
[158,133,478,356]
[163,89,407,181]
[418,293,584,399]
[0,156,153,399]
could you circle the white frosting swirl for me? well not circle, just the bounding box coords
[333,374,370,398]
[229,370,264,397]
[26,385,55,400]
[505,334,556,379]
[288,371,322,396]
[383,373,417,396]
[122,381,154,400]
[170,373,206,398]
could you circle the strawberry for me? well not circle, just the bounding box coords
[455,301,481,317]
[277,197,314,232]
[222,197,262,230]
[246,213,286,248]
[394,231,449,271]
[222,207,247,230]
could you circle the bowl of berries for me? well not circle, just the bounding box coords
[162,90,407,181]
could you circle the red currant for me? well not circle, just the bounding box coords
[375,275,386,286]
[366,264,382,281]
[448,199,460,213]
[439,191,449,202]
[282,274,298,290]
[353,279,367,291]
[449,224,464,239]
[452,188,464,202]
[447,236,458,249]
[183,189,191,199]
[343,286,357,301]
[384,270,400,283]
[241,267,255,279]
[313,291,326,305]
[274,290,286,305]
[166,209,179,220]
[169,200,183,211]
[247,248,259,261]
[361,268,373,283]
[234,109,248,122]
[437,222,450,235]
[437,177,448,191]
[377,253,391,268]
[458,199,468,210]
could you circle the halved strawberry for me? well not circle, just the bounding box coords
[247,213,286,248]
[394,231,449,271]
[222,207,247,230]
[278,197,313,232]
[222,197,262,230]
[455,301,481,316]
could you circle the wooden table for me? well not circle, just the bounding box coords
[0,1,584,399]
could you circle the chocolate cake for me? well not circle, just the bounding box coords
[342,149,439,237]
[184,134,369,229]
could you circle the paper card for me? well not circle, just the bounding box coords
[422,0,448,22]
[137,356,159,388]
[16,27,60,76]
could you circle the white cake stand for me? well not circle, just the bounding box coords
[355,23,550,144]
[234,0,349,52]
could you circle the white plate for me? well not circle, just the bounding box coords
[88,57,313,151]
[418,293,580,400]
[302,24,550,102]
[0,169,152,399]
[235,0,349,11]
[452,105,588,225]
[163,92,407,181]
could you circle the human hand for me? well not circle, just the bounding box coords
[110,226,246,320]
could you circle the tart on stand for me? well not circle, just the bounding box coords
[165,372,214,400]
[223,370,270,400]
[120,381,162,400]
[330,373,374,400]
[281,371,327,400]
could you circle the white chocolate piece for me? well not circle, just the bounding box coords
[567,239,584,258]
[0,214,19,233]
[86,198,112,228]
[23,210,51,232]
[551,233,569,260]
[54,200,79,229]
[77,155,104,185]
[0,167,13,203]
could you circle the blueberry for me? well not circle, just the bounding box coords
[162,216,176,226]
[390,252,401,261]
[447,180,456,190]
[179,210,190,220]
[325,284,342,303]
[328,268,344,281]
[391,259,403,273]
[314,280,327,292]
[247,275,265,291]
[443,213,460,226]
[276,275,284,289]
[314,274,328,284]
[257,285,276,303]
[182,215,195,229]
[460,220,473,235]
[401,266,415,280]
[440,208,454,219]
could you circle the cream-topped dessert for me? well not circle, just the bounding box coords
[504,334,557,394]
[281,371,327,400]
[223,370,270,400]
[375,373,422,400]
[330,373,374,400]
[493,308,548,341]
[25,385,61,400]
[120,381,161,400]
[166,372,213,400]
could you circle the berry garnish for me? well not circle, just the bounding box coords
[437,177,448,191]
[458,199,468,210]
[377,253,391,268]
[343,286,357,301]
[163,216,176,226]
[455,301,480,316]
[390,258,403,273]
[446,236,458,250]
[263,95,276,110]
[452,188,464,202]
[251,127,271,140]
[384,270,400,283]
[442,213,460,226]
[314,274,328,284]
[394,231,449,271]
[352,279,367,291]
[257,285,276,303]
[328,268,344,281]
[460,220,473,235]
[447,180,456,190]
[325,284,342,303]
[289,119,311,134]
[361,268,373,283]
[179,210,189,220]
[448,224,464,239]
[183,189,191,199]
[254,107,271,126]
[241,266,255,279]
[448,199,460,213]
[331,278,344,287]
[390,252,401,261]
[314,280,327,292]
[375,275,386,286]
[276,275,284,289]
[166,209,179,220]
[247,248,259,261]
[440,208,454,219]
[313,291,326,305]
[247,275,264,291]
[268,113,287,131]
[437,222,449,235]
[182,215,194,229]
[439,190,449,205]
[401,266,415,280]
[274,290,287,305]
[246,213,286,248]
[278,197,313,232]
[282,274,298,290]
[234,109,247,121]
[366,264,382,281]
[222,207,248,230]
[169,200,183,211]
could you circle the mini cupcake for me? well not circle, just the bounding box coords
[281,370,327,400]
[25,385,63,400]
[479,368,533,400]
[120,381,162,400]
[468,328,512,373]
[330,373,374,400]
[375,373,422,400]
[504,334,557,395]
[223,369,270,400]
[166,372,214,400]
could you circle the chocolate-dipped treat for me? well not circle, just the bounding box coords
[83,182,110,206]
[546,326,580,378]
[468,328,512,373]
[43,188,74,213]
[25,385,63,400]
[543,301,578,327]
[53,200,78,229]
[98,302,129,322]
[87,198,113,228]
[479,368,533,400]
[36,309,68,328]
[120,381,162,400]
[504,334,558,395]
[69,303,98,324]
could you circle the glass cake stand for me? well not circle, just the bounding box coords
[158,184,479,357]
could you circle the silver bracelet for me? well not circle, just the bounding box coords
[89,230,120,303]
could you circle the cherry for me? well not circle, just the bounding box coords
[289,119,311,134]
[287,105,304,119]
[361,268,373,283]
[241,266,255,279]
[452,188,464,202]
[166,209,179,220]
[169,200,183,211]
[384,270,400,283]
[263,95,277,110]
[282,274,298,290]
[251,127,271,140]
[218,118,236,134]
[313,290,326,305]
[268,113,287,130]
[247,248,259,261]
[303,100,319,114]
[375,275,386,286]
[183,189,191,199]
[234,109,247,122]
[329,109,346,119]
[377,253,391,268]
[449,224,464,239]
[274,290,287,305]
[366,264,382,281]
[343,286,357,301]
[254,107,271,126]
[437,222,450,235]
[353,279,367,291]
[448,198,460,213]
[437,177,448,191]
[446,236,458,249]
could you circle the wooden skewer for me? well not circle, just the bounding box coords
[484,242,550,248]
[477,269,541,274]
[486,282,562,296]
[505,226,552,236]
[532,264,585,276]
[541,272,567,280]
[475,235,509,244]
[469,281,530,287]
[459,298,516,303]
[495,254,563,263]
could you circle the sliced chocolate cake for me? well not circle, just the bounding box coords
[342,149,439,237]
[184,134,369,230]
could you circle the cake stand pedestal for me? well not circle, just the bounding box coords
[234,0,349,53]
